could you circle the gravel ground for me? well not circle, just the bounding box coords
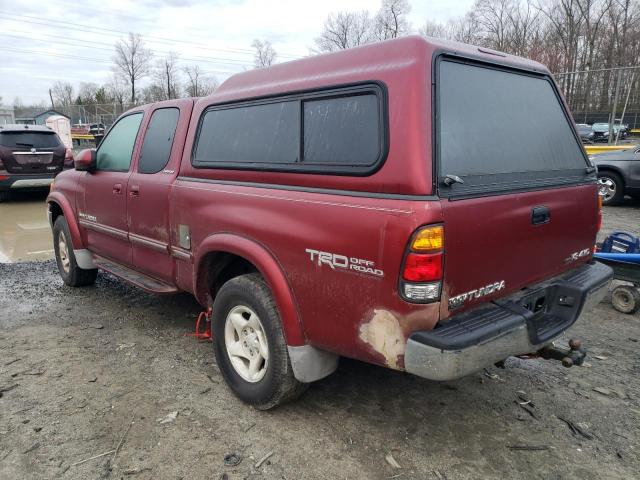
[0,201,639,480]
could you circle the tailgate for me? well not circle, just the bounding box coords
[441,184,599,314]
[9,150,63,174]
[435,57,598,316]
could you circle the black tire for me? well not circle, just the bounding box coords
[53,216,98,287]
[611,285,640,314]
[598,171,625,206]
[0,191,10,202]
[212,273,307,409]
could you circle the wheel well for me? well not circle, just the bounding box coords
[200,252,259,303]
[597,167,624,183]
[49,201,64,224]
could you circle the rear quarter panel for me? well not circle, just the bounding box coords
[171,180,443,369]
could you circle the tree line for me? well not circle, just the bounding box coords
[315,0,640,119]
[39,34,277,114]
[15,0,640,122]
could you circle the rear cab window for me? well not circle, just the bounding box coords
[437,58,592,197]
[0,131,62,149]
[138,108,180,174]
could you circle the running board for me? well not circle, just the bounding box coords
[93,255,179,294]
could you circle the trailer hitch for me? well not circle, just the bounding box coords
[537,339,586,368]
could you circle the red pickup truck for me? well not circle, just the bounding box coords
[47,36,612,409]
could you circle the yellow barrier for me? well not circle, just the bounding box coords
[584,144,636,155]
[71,134,95,140]
[631,128,640,134]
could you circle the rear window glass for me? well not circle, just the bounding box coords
[0,131,62,149]
[303,94,380,166]
[438,60,588,195]
[138,108,179,174]
[193,102,299,166]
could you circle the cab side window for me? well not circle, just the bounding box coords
[96,113,143,172]
[138,108,180,174]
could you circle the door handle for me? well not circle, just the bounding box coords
[130,185,140,197]
[113,183,122,195]
[531,206,550,225]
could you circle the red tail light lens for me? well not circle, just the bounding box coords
[403,252,443,282]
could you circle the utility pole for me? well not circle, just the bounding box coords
[608,68,623,145]
[48,89,54,109]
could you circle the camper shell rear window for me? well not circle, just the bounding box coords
[436,57,592,198]
[192,83,388,176]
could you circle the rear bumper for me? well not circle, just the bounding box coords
[0,173,55,191]
[404,261,613,381]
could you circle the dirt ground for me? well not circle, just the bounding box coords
[0,199,639,480]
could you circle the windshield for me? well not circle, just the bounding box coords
[438,59,589,196]
[0,131,62,149]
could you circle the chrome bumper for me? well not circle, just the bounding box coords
[405,262,612,381]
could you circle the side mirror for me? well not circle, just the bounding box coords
[74,148,96,171]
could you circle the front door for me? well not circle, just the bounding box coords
[79,112,144,265]
[128,102,189,282]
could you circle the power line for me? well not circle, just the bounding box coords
[0,11,302,59]
[1,46,239,75]
[0,32,256,69]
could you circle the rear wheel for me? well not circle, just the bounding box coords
[598,172,625,206]
[53,216,98,287]
[611,285,640,314]
[212,273,307,409]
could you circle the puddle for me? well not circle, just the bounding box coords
[0,192,53,263]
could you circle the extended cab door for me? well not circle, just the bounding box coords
[79,112,144,265]
[127,100,193,282]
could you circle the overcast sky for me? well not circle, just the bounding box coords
[0,0,473,106]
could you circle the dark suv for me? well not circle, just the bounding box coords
[0,124,70,201]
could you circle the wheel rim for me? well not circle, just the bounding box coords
[613,289,633,310]
[224,305,269,383]
[58,231,71,274]
[598,177,616,202]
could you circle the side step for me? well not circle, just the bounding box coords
[93,255,179,294]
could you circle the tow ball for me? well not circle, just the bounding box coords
[537,339,586,368]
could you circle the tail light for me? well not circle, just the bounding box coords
[400,225,444,303]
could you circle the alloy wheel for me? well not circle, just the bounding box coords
[224,305,269,383]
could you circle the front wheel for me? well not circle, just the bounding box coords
[598,172,625,206]
[53,216,98,287]
[212,273,307,409]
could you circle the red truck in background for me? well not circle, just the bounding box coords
[47,36,612,409]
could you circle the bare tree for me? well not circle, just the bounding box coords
[374,0,412,40]
[184,65,219,97]
[52,81,75,107]
[419,19,449,38]
[315,11,374,52]
[113,33,153,104]
[78,82,99,105]
[153,52,181,100]
[107,75,128,109]
[252,39,277,68]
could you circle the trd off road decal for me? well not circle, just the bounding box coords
[305,248,384,277]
